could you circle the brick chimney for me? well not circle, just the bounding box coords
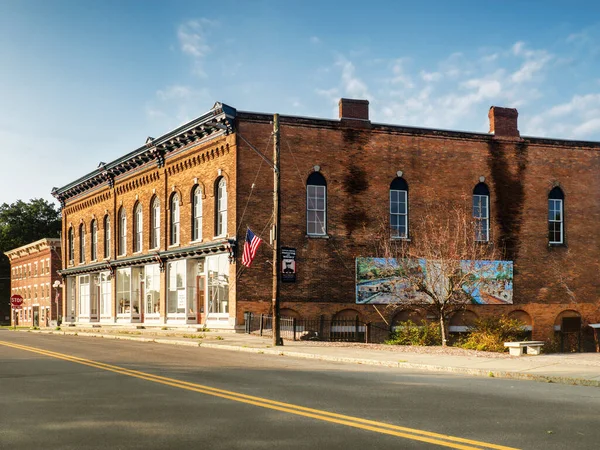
[339,98,370,128]
[489,106,519,138]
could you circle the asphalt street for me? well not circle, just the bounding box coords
[1,331,599,449]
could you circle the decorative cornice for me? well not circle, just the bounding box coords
[4,238,62,260]
[52,102,236,205]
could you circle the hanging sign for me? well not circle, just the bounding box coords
[281,247,296,282]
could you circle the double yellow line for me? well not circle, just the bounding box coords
[0,340,519,450]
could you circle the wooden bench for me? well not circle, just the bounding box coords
[504,341,545,356]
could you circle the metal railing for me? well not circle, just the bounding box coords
[244,313,391,343]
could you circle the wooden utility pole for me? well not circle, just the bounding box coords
[272,114,282,346]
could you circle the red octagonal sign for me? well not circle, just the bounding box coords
[10,294,23,308]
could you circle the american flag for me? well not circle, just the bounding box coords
[242,228,263,267]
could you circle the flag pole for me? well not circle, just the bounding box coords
[272,114,282,346]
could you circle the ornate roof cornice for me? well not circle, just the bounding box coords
[52,102,236,206]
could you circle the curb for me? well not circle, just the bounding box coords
[17,329,600,388]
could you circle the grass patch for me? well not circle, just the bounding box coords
[183,334,205,339]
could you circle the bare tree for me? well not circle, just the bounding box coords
[358,199,507,346]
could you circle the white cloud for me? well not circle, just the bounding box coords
[177,19,218,77]
[310,36,321,44]
[335,57,371,99]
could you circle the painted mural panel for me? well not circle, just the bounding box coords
[355,257,513,305]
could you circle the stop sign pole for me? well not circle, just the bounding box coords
[10,295,23,329]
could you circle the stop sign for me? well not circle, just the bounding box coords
[10,294,23,308]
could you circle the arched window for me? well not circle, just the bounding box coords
[473,183,490,242]
[79,224,86,263]
[390,177,408,238]
[170,194,180,245]
[90,219,97,261]
[68,227,74,264]
[118,208,127,256]
[215,178,227,237]
[133,203,143,253]
[549,186,564,244]
[192,186,203,241]
[306,172,327,236]
[151,197,160,249]
[104,215,111,259]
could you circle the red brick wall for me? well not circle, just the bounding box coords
[234,114,600,340]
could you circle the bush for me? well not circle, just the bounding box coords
[457,316,525,352]
[385,320,442,346]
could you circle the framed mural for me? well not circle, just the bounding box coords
[355,257,513,305]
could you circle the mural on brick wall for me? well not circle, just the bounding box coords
[355,257,513,305]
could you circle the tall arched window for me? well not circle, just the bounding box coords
[151,197,160,249]
[549,186,565,244]
[68,227,74,264]
[390,177,409,238]
[170,194,180,245]
[104,215,111,259]
[118,208,127,256]
[79,224,86,263]
[90,219,97,261]
[192,186,203,241]
[133,203,143,253]
[473,183,490,242]
[215,178,227,237]
[306,172,327,236]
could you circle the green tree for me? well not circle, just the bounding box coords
[0,199,61,322]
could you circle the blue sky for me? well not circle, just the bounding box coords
[2,0,600,205]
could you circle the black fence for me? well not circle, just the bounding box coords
[244,313,391,343]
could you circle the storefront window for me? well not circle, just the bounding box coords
[117,268,131,315]
[167,260,186,314]
[207,254,229,316]
[100,272,112,317]
[145,264,161,315]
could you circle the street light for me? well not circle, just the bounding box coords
[52,280,63,326]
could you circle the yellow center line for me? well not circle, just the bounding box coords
[0,340,520,450]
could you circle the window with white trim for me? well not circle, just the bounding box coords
[151,197,160,249]
[104,215,111,259]
[118,208,126,256]
[79,224,86,263]
[390,177,409,239]
[306,172,327,236]
[548,187,564,244]
[134,203,143,253]
[91,219,97,260]
[192,186,202,241]
[215,178,227,237]
[170,194,180,245]
[473,183,490,242]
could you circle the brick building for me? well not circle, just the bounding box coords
[51,99,600,340]
[5,238,62,327]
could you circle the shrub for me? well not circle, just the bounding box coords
[457,316,525,352]
[385,320,442,346]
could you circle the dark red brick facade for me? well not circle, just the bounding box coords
[53,99,600,341]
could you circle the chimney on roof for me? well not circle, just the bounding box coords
[489,106,519,138]
[339,98,370,128]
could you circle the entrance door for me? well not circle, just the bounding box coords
[33,306,39,327]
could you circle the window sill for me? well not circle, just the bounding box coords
[306,234,329,239]
[133,250,143,255]
[149,247,160,252]
[168,244,180,249]
[190,239,203,244]
[213,235,226,240]
[548,242,567,248]
[391,237,411,242]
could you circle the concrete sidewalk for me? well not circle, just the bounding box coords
[18,327,600,388]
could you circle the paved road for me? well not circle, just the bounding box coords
[1,332,599,449]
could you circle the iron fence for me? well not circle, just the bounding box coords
[244,313,391,343]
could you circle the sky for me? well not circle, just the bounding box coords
[2,0,600,206]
